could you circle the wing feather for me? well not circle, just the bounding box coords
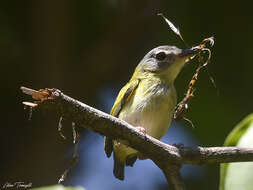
[104,79,140,157]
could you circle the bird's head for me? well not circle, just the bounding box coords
[133,45,199,83]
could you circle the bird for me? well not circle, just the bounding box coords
[104,45,199,180]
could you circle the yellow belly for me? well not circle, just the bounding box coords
[114,80,177,162]
[118,80,176,139]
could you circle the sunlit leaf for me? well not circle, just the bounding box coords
[30,185,85,190]
[220,113,253,190]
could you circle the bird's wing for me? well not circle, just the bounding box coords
[104,79,140,158]
[110,79,140,117]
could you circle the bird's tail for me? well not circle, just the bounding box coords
[113,153,125,180]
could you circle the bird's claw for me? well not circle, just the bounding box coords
[136,126,146,135]
[172,143,184,149]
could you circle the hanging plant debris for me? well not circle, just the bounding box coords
[158,14,215,126]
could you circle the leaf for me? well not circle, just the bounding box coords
[158,13,184,42]
[220,113,253,190]
[32,89,51,100]
[30,184,85,190]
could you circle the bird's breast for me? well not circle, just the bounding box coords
[119,79,177,139]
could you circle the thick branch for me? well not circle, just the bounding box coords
[154,160,186,190]
[181,146,253,165]
[21,87,253,189]
[163,167,186,190]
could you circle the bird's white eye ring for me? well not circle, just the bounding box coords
[155,51,167,61]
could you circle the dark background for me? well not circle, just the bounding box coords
[1,0,253,189]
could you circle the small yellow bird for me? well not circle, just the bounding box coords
[104,45,199,180]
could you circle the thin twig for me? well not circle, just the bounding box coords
[58,116,66,140]
[58,122,80,183]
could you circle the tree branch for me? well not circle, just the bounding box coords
[181,146,253,165]
[20,87,253,189]
[163,166,186,190]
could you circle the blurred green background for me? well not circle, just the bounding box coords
[1,0,253,189]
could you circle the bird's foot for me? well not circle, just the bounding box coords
[172,143,184,149]
[136,126,148,160]
[138,153,148,160]
[136,126,146,135]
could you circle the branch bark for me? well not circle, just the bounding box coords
[21,87,253,190]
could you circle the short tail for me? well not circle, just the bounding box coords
[113,153,125,180]
[104,137,113,157]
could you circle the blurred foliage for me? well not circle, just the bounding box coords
[31,185,85,190]
[1,0,253,189]
[220,114,253,190]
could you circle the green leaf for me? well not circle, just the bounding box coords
[220,113,253,190]
[30,185,85,190]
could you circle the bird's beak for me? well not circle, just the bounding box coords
[180,46,200,59]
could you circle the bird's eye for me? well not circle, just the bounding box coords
[155,51,167,61]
